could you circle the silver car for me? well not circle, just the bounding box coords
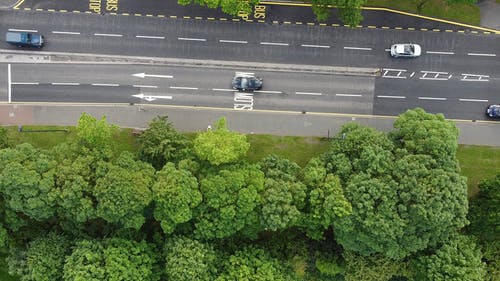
[390,43,422,58]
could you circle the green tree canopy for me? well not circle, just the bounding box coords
[153,162,202,234]
[178,0,259,17]
[164,236,218,281]
[75,113,118,158]
[259,155,306,231]
[301,157,352,240]
[415,234,486,281]
[468,174,500,241]
[343,251,412,281]
[194,163,264,239]
[0,144,57,221]
[7,232,70,281]
[216,246,290,281]
[94,152,155,229]
[193,117,250,166]
[138,115,191,170]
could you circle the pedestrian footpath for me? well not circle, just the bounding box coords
[478,0,500,30]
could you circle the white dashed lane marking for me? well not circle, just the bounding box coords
[92,83,119,87]
[170,86,199,90]
[219,39,248,44]
[178,37,207,42]
[459,98,489,102]
[418,97,447,101]
[212,88,236,92]
[336,94,362,97]
[343,47,372,51]
[377,95,406,99]
[51,82,80,85]
[52,31,81,35]
[426,51,454,55]
[301,44,330,48]
[136,35,165,39]
[467,53,496,57]
[11,82,39,85]
[296,92,322,95]
[260,42,289,46]
[133,85,158,88]
[9,28,37,32]
[94,33,123,37]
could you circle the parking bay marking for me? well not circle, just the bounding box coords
[234,92,254,110]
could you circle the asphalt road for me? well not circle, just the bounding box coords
[0,11,500,120]
[15,0,491,33]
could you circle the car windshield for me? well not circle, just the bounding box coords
[404,45,414,54]
[241,78,248,88]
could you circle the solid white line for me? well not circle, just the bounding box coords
[51,82,80,86]
[260,42,289,46]
[383,68,406,71]
[7,64,11,103]
[178,37,207,42]
[92,83,119,87]
[255,90,283,94]
[52,31,80,35]
[377,95,406,99]
[467,53,496,57]
[212,88,236,92]
[426,51,454,55]
[459,98,488,102]
[11,82,39,85]
[133,85,158,88]
[343,46,372,51]
[418,97,447,101]
[9,28,37,32]
[136,35,165,39]
[336,94,362,97]
[301,44,330,48]
[219,39,247,44]
[170,86,199,90]
[94,33,123,37]
[296,92,322,96]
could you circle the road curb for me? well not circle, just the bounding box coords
[0,49,381,77]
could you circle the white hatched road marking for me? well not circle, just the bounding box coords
[426,51,455,55]
[467,53,496,57]
[382,68,407,79]
[219,39,248,44]
[92,83,119,87]
[94,33,123,37]
[420,71,452,80]
[260,42,289,46]
[459,98,489,102]
[136,35,165,39]
[9,28,37,32]
[51,82,80,85]
[377,95,406,99]
[296,92,322,96]
[178,37,207,42]
[301,44,330,48]
[170,86,199,90]
[343,46,372,51]
[52,31,81,35]
[418,97,447,101]
[461,73,490,82]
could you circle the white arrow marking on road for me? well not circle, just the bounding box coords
[132,93,173,102]
[132,73,174,79]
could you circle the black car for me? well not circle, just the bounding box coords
[486,104,500,118]
[231,73,263,91]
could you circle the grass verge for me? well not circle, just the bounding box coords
[364,0,480,25]
[457,144,500,197]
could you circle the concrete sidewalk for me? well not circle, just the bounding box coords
[1,104,499,146]
[479,0,500,30]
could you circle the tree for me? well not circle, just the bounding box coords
[178,0,259,17]
[0,126,13,149]
[63,238,158,281]
[153,162,202,234]
[0,144,57,221]
[0,224,6,249]
[194,164,264,239]
[164,236,218,281]
[468,174,500,241]
[335,154,468,259]
[389,108,459,168]
[75,113,118,158]
[63,239,106,281]
[193,117,250,166]
[94,152,155,229]
[343,251,412,281]
[138,116,191,170]
[301,158,352,240]
[259,155,306,231]
[414,234,486,281]
[337,0,365,27]
[216,246,290,281]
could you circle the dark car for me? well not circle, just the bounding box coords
[6,32,44,48]
[486,104,500,118]
[232,73,263,91]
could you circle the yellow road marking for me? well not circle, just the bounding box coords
[158,15,165,18]
[146,14,153,17]
[381,26,389,29]
[432,29,440,32]
[122,13,129,16]
[170,15,177,19]
[73,10,80,13]
[183,16,190,19]
[368,25,376,28]
[134,13,141,16]
[12,0,25,9]
[407,27,415,30]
